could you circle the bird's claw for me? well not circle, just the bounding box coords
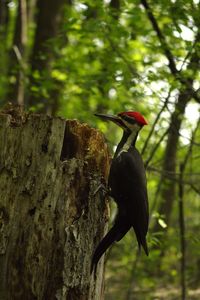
[93,183,110,198]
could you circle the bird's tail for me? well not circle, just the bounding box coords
[134,229,149,256]
[141,238,149,256]
[91,221,131,274]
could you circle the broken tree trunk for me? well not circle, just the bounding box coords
[0,106,110,300]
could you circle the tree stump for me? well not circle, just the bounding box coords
[0,106,110,300]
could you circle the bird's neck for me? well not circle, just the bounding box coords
[114,129,139,158]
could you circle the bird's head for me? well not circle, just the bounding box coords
[95,111,148,133]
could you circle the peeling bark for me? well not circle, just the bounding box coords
[0,105,110,300]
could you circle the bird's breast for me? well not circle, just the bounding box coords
[108,148,147,205]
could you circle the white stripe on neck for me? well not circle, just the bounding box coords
[117,126,139,157]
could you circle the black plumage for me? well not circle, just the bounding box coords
[91,112,149,273]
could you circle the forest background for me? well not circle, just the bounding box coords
[0,0,200,299]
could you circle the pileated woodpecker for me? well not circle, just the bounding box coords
[91,111,149,273]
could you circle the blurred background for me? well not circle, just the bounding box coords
[0,0,200,299]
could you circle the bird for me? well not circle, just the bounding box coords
[91,111,149,273]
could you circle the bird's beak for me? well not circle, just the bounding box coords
[94,113,125,129]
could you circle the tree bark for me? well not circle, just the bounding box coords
[0,105,110,299]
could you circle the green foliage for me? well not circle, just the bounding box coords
[0,0,200,298]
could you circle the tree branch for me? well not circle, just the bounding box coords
[140,0,178,75]
[140,0,200,104]
[142,89,172,156]
[145,128,169,168]
[147,166,200,195]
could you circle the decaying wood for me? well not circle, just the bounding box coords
[0,106,110,300]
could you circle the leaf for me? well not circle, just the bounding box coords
[158,218,167,228]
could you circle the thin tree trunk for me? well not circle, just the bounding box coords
[6,0,28,105]
[0,0,9,101]
[0,0,9,33]
[178,120,199,300]
[179,163,186,300]
[44,2,71,117]
[27,0,67,111]
[0,104,110,299]
[141,0,200,233]
[27,0,36,23]
[156,88,191,228]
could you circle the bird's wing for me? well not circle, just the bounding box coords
[108,149,149,254]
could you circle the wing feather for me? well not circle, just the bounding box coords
[108,148,149,254]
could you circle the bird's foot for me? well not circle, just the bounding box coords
[93,181,110,198]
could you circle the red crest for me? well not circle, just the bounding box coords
[118,111,148,125]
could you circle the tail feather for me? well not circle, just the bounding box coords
[142,238,149,256]
[91,221,130,274]
[134,227,149,256]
